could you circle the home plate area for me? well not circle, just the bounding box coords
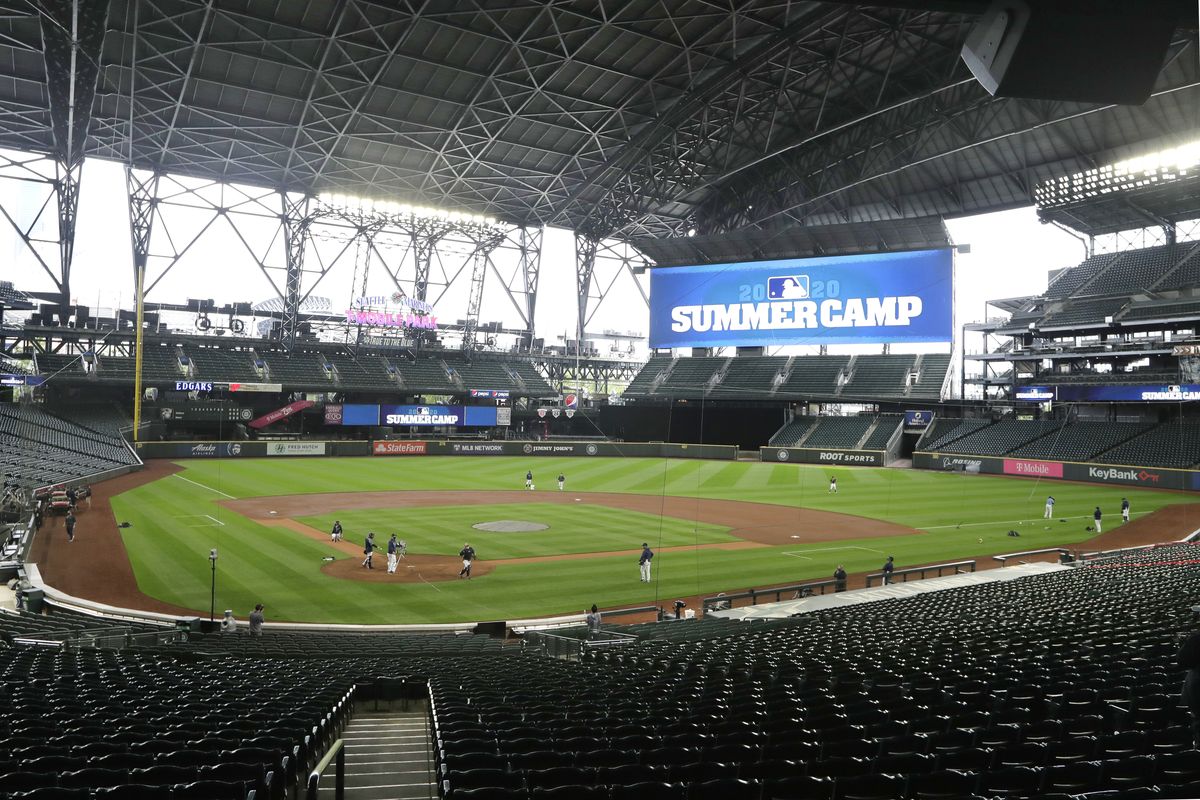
[471,520,550,533]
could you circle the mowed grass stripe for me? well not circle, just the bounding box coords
[107,456,1195,623]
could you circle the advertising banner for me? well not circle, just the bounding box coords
[1072,464,1166,487]
[342,404,381,426]
[1055,384,1200,402]
[649,248,953,348]
[324,404,344,425]
[265,442,326,456]
[470,389,510,399]
[760,447,885,466]
[1,374,45,386]
[1014,386,1055,402]
[904,410,933,428]
[372,441,428,455]
[134,441,261,458]
[914,451,1196,491]
[1003,458,1064,478]
[249,400,315,429]
[227,382,283,392]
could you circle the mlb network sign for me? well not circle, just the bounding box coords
[649,249,953,348]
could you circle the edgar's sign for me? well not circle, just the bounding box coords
[649,248,953,348]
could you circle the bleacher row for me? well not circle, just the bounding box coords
[433,544,1200,799]
[918,417,1200,469]
[998,240,1200,332]
[2,542,1195,800]
[625,354,951,401]
[770,415,904,451]
[28,344,555,397]
[0,404,138,489]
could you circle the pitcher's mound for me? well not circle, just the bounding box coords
[472,520,549,533]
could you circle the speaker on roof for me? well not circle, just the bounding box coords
[961,0,1181,104]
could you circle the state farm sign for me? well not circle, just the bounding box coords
[372,441,428,456]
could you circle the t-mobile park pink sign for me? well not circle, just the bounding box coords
[1003,458,1064,478]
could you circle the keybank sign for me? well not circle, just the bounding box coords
[649,249,953,348]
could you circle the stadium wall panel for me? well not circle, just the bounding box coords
[133,440,371,458]
[913,451,1200,491]
[760,446,887,467]
[596,404,787,449]
[133,439,736,460]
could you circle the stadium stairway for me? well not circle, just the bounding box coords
[340,710,436,800]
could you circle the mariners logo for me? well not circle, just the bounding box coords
[226,443,242,456]
[777,449,790,461]
[768,275,810,300]
[586,444,598,455]
[523,443,533,454]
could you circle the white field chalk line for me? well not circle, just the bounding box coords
[204,514,225,526]
[173,474,235,499]
[923,511,1148,531]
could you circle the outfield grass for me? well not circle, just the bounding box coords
[109,456,1195,624]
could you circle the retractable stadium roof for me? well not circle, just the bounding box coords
[0,0,1196,241]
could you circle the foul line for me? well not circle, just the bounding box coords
[174,473,235,500]
[783,545,885,560]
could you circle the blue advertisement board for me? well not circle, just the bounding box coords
[904,410,933,427]
[338,404,501,427]
[1056,384,1200,402]
[648,248,953,348]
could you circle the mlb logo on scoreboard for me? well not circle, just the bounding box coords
[767,275,810,299]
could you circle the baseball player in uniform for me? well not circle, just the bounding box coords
[1121,497,1130,524]
[828,477,837,494]
[1093,506,1102,533]
[459,543,476,579]
[525,470,533,490]
[386,533,400,574]
[1044,496,1055,519]
[639,543,653,583]
[362,532,377,569]
[557,472,565,492]
[331,520,343,542]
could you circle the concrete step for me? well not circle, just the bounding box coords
[330,710,435,800]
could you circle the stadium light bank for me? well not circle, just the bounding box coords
[317,193,500,229]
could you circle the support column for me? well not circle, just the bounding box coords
[53,159,83,311]
[41,0,110,314]
[412,225,439,303]
[574,232,599,355]
[280,194,312,351]
[126,167,159,444]
[519,226,542,350]
[462,230,507,352]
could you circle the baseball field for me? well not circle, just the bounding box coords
[59,455,1198,624]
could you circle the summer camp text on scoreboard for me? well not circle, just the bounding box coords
[648,248,953,348]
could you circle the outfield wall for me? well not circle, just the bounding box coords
[134,439,737,460]
[370,440,737,459]
[760,446,888,467]
[913,451,1200,491]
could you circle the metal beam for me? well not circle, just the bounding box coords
[574,232,599,349]
[280,193,313,351]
